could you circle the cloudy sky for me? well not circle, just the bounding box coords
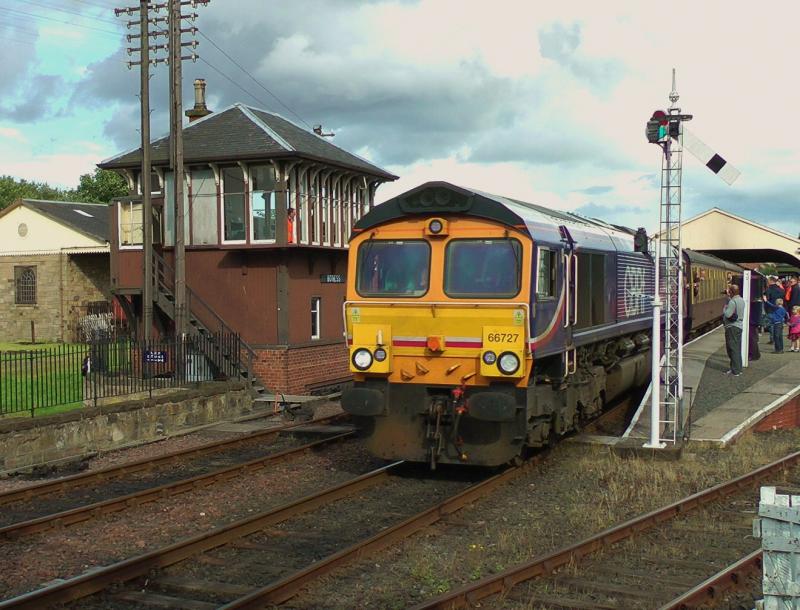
[1,0,798,234]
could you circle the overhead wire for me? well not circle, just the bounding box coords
[194,28,313,130]
[0,6,122,37]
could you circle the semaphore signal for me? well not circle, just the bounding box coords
[644,69,740,449]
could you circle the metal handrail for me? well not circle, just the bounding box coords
[151,251,258,383]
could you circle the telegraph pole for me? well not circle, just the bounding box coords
[168,0,203,336]
[169,0,186,336]
[116,1,166,340]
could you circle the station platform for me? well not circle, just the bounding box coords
[623,326,800,445]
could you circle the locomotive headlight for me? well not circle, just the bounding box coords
[428,219,443,234]
[482,351,497,365]
[497,352,520,375]
[352,348,373,371]
[374,348,387,362]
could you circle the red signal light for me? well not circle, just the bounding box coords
[651,110,668,126]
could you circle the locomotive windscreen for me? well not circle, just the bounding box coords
[356,240,430,297]
[444,239,521,298]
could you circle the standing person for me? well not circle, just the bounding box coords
[788,277,800,311]
[789,306,800,352]
[749,295,763,361]
[766,276,783,344]
[723,284,745,376]
[763,296,789,353]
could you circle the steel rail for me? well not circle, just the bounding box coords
[0,413,345,506]
[413,450,800,610]
[658,549,762,610]
[0,432,352,540]
[0,461,402,610]
[219,455,545,609]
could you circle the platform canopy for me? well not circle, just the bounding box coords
[663,207,800,268]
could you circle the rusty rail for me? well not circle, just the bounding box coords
[0,432,352,540]
[414,450,800,609]
[0,461,402,610]
[658,549,763,610]
[219,456,544,609]
[0,412,345,506]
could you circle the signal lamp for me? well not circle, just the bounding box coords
[374,348,387,362]
[429,219,443,234]
[482,351,497,365]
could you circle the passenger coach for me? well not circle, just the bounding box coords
[341,182,658,467]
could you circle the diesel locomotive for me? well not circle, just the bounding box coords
[341,182,742,467]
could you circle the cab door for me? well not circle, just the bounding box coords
[531,244,567,356]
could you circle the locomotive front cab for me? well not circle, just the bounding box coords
[342,206,534,468]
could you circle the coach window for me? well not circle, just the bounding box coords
[536,247,556,299]
[445,239,521,298]
[356,240,430,297]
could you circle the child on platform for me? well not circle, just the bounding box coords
[789,306,800,352]
[763,296,790,353]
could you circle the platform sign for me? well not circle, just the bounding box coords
[143,350,167,364]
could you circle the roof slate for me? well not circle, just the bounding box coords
[99,104,396,179]
[21,199,110,243]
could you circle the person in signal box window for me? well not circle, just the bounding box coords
[722,284,745,376]
[287,207,296,244]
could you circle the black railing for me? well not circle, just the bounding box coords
[0,333,245,417]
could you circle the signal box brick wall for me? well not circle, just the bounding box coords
[0,253,110,343]
[252,342,350,395]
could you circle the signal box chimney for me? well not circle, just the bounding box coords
[185,78,212,123]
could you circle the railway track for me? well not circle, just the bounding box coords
[0,413,345,510]
[0,456,544,609]
[413,450,800,609]
[0,432,352,540]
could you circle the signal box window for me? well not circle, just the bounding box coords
[15,266,36,305]
[536,248,556,299]
[311,297,321,339]
[356,240,430,297]
[444,239,521,298]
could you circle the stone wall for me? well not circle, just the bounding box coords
[0,255,61,342]
[62,253,112,341]
[0,382,253,472]
[0,253,111,343]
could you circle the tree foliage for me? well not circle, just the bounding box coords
[75,168,129,204]
[0,169,129,211]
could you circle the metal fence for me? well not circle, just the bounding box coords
[0,333,246,416]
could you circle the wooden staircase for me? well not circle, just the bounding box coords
[152,252,267,396]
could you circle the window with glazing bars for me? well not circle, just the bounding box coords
[15,266,36,305]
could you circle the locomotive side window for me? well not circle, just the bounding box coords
[356,240,430,297]
[444,239,521,298]
[535,247,556,299]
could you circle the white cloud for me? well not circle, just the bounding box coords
[0,127,28,143]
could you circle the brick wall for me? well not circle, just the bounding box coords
[0,255,61,342]
[753,395,800,432]
[0,253,110,343]
[252,341,350,395]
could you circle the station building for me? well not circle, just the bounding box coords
[99,83,397,394]
[0,199,113,343]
